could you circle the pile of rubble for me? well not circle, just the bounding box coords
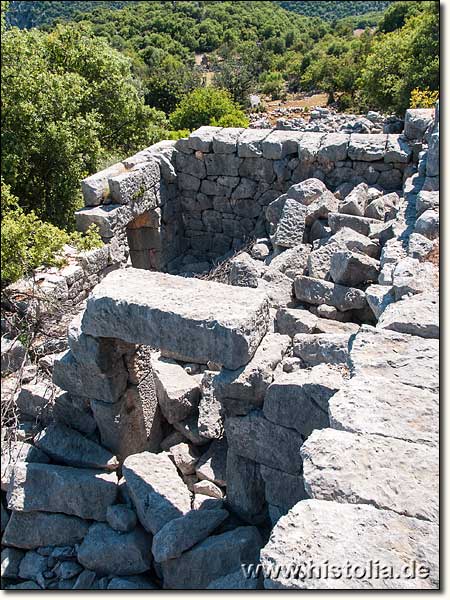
[1,103,439,589]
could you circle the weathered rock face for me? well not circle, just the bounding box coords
[261,500,439,589]
[81,269,269,370]
[294,276,366,312]
[7,463,117,521]
[377,291,439,338]
[122,452,191,534]
[225,451,266,524]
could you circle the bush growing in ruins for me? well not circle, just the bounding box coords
[169,87,249,131]
[1,180,102,284]
[1,21,168,229]
[410,88,439,109]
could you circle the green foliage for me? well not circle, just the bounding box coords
[278,1,391,20]
[358,2,439,113]
[1,22,168,228]
[170,87,248,131]
[410,87,439,109]
[260,72,286,100]
[67,223,103,252]
[377,1,423,32]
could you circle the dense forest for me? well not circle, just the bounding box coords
[1,0,439,283]
[278,1,391,20]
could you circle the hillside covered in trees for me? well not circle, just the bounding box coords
[1,0,439,283]
[278,1,391,20]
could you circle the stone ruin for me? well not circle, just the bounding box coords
[1,104,439,589]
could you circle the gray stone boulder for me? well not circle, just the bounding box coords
[77,522,152,576]
[106,505,137,532]
[260,465,307,512]
[408,233,435,260]
[225,410,303,475]
[7,463,117,521]
[330,250,380,286]
[1,441,50,491]
[168,442,200,476]
[294,276,367,312]
[52,390,97,435]
[151,354,200,424]
[416,190,439,217]
[1,547,25,579]
[377,291,439,338]
[1,511,89,549]
[34,422,119,470]
[328,213,378,237]
[196,438,227,486]
[264,364,343,435]
[392,257,438,300]
[81,269,269,370]
[18,550,47,585]
[365,192,400,220]
[339,182,368,217]
[266,244,310,279]
[348,134,387,161]
[152,509,228,562]
[275,307,317,337]
[1,337,26,375]
[293,333,350,367]
[108,160,159,205]
[228,252,261,288]
[122,451,191,534]
[198,371,225,440]
[329,374,438,447]
[404,108,434,140]
[192,480,223,499]
[161,526,262,589]
[261,499,438,589]
[365,284,395,319]
[415,209,439,240]
[15,380,56,422]
[301,428,438,522]
[266,196,307,248]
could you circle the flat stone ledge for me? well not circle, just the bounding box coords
[81,269,269,370]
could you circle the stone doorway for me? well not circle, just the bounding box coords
[126,209,161,270]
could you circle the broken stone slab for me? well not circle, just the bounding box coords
[365,284,395,320]
[261,130,302,160]
[1,337,25,376]
[18,550,47,584]
[318,132,350,162]
[81,269,269,370]
[339,182,368,217]
[377,291,439,339]
[213,332,291,411]
[293,333,350,367]
[168,442,200,476]
[314,317,360,335]
[188,126,222,152]
[384,134,412,163]
[392,257,439,300]
[1,511,89,550]
[350,326,439,393]
[91,384,163,460]
[72,569,97,590]
[408,233,435,260]
[106,504,137,532]
[261,499,438,589]
[151,354,200,424]
[192,480,223,499]
[260,268,294,309]
[328,213,379,237]
[225,451,266,524]
[225,410,303,475]
[173,414,210,446]
[228,252,261,288]
[305,190,340,225]
[294,276,367,312]
[331,227,380,258]
[161,526,262,589]
[266,244,310,279]
[77,522,152,576]
[196,438,228,486]
[212,128,244,154]
[7,463,117,521]
[416,190,439,217]
[152,509,229,562]
[34,422,118,470]
[275,307,318,337]
[52,390,97,435]
[266,196,307,248]
[260,465,307,511]
[404,108,434,140]
[122,451,191,534]
[329,374,438,447]
[1,441,50,491]
[264,364,343,434]
[301,428,438,522]
[237,129,271,157]
[365,192,400,221]
[53,349,127,404]
[198,371,225,439]
[330,250,380,287]
[415,209,439,240]
[192,495,224,511]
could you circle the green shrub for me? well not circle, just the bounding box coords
[169,87,248,131]
[410,87,439,109]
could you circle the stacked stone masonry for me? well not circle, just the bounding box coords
[1,105,439,590]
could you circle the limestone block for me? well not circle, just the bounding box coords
[377,291,439,339]
[293,332,350,367]
[122,451,191,534]
[261,500,438,589]
[261,130,302,160]
[392,257,438,300]
[329,374,438,446]
[301,428,438,522]
[404,108,434,140]
[212,128,244,153]
[81,162,126,207]
[188,126,222,152]
[330,250,380,286]
[237,129,271,157]
[348,134,387,161]
[108,161,160,205]
[260,465,307,511]
[415,209,439,240]
[294,276,367,312]
[328,213,379,237]
[7,463,117,521]
[365,283,395,319]
[225,451,266,524]
[81,269,269,370]
[318,133,349,162]
[275,307,317,336]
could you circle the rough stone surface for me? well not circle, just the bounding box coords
[392,257,438,300]
[1,547,25,579]
[301,428,438,522]
[261,500,438,589]
[377,291,438,338]
[226,451,266,524]
[294,276,367,312]
[161,526,262,589]
[365,284,395,319]
[106,504,137,532]
[329,374,438,446]
[77,522,152,576]
[196,438,227,486]
[293,333,351,366]
[259,465,307,511]
[122,451,191,534]
[1,511,89,549]
[152,509,228,562]
[275,307,317,337]
[81,269,269,370]
[330,250,380,286]
[7,463,117,521]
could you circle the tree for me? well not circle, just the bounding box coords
[1,22,167,228]
[213,56,257,106]
[170,87,248,131]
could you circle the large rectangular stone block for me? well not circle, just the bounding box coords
[81,269,270,370]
